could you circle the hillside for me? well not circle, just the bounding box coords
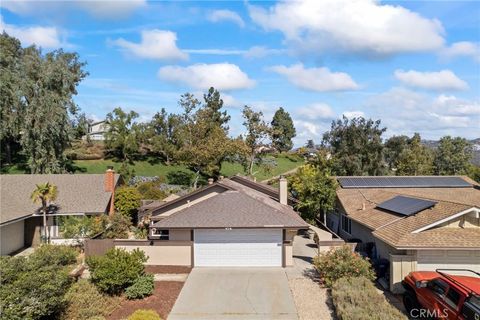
[422,138,480,165]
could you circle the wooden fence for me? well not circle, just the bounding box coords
[84,239,114,257]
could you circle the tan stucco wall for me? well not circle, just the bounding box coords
[284,243,293,266]
[116,243,192,266]
[169,229,191,241]
[1,220,25,255]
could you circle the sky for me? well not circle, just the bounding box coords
[1,0,479,146]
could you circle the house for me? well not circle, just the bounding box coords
[0,169,120,255]
[83,120,109,141]
[328,176,480,293]
[127,175,308,267]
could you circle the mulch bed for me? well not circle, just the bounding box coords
[145,265,192,274]
[107,281,184,320]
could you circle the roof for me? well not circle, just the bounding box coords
[152,178,307,229]
[230,175,298,205]
[0,174,119,224]
[336,176,480,249]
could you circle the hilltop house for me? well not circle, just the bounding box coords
[83,120,109,141]
[0,169,120,255]
[328,176,480,293]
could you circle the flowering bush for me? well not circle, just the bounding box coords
[313,245,375,287]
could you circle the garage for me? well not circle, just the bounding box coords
[194,229,283,267]
[417,250,480,272]
[0,220,25,255]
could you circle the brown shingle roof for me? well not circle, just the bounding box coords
[390,227,480,249]
[152,179,307,229]
[0,174,119,224]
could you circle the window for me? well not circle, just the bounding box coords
[341,214,351,234]
[445,288,461,309]
[151,228,169,240]
[461,295,480,320]
[427,279,448,296]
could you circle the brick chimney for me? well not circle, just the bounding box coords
[104,167,115,215]
[279,176,288,205]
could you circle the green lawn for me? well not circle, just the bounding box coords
[1,155,304,181]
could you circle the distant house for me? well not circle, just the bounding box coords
[328,176,480,293]
[83,120,109,141]
[0,169,120,255]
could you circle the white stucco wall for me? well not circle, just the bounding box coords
[1,220,25,255]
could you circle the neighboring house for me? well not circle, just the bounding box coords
[0,169,120,255]
[328,176,480,293]
[83,120,109,141]
[130,175,308,267]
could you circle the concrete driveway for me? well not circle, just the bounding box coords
[168,268,298,319]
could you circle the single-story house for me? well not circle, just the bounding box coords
[327,176,480,293]
[0,169,120,255]
[131,175,308,267]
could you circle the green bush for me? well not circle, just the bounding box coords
[115,186,141,218]
[313,245,375,287]
[86,248,147,295]
[167,170,194,185]
[64,280,119,320]
[128,309,161,320]
[125,274,155,299]
[332,277,407,320]
[0,256,72,320]
[136,181,168,200]
[30,244,78,267]
[102,213,132,239]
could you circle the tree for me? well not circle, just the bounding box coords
[200,87,231,132]
[105,107,139,161]
[147,108,182,163]
[242,106,270,176]
[271,107,296,152]
[396,133,433,175]
[71,112,91,140]
[384,135,409,171]
[114,186,142,219]
[30,182,58,243]
[434,136,473,175]
[306,139,315,149]
[323,116,386,176]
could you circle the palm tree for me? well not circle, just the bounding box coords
[31,182,58,243]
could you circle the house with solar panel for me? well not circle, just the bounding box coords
[327,176,480,293]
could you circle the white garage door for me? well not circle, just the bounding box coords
[417,250,480,273]
[194,229,282,267]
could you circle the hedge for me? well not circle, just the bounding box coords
[331,277,407,320]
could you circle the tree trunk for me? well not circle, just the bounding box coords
[42,200,48,243]
[248,152,255,175]
[4,142,12,164]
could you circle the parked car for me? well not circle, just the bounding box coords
[402,269,480,319]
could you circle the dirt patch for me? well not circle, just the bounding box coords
[107,281,184,320]
[145,265,192,274]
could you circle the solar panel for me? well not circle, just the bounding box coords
[337,176,471,188]
[377,195,437,216]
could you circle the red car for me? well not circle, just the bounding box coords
[402,269,480,319]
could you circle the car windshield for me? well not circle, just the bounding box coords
[462,295,480,320]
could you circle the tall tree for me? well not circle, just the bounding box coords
[242,106,270,175]
[271,107,296,152]
[30,182,58,243]
[322,116,386,176]
[396,133,433,175]
[105,107,139,161]
[384,135,409,171]
[21,47,87,173]
[306,139,315,149]
[147,108,182,163]
[434,136,473,175]
[199,87,231,132]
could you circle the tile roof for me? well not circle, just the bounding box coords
[336,176,480,249]
[152,179,307,229]
[0,174,119,224]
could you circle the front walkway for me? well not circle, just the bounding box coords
[286,234,335,320]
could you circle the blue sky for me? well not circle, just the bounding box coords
[1,0,479,145]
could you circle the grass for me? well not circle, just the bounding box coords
[1,154,305,181]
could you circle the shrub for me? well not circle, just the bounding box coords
[125,274,155,299]
[30,244,78,267]
[313,245,375,287]
[115,186,142,218]
[128,309,161,320]
[166,170,194,185]
[102,213,132,239]
[137,181,168,200]
[331,277,407,320]
[86,248,147,295]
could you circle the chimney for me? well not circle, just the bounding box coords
[279,176,288,205]
[104,167,115,215]
[208,178,214,185]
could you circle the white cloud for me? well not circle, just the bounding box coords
[184,48,245,55]
[297,103,335,120]
[394,69,468,91]
[249,0,444,57]
[342,111,365,119]
[158,63,255,91]
[440,41,480,63]
[0,18,63,48]
[269,64,359,92]
[208,9,245,28]
[111,29,188,60]
[1,0,146,19]
[244,46,285,59]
